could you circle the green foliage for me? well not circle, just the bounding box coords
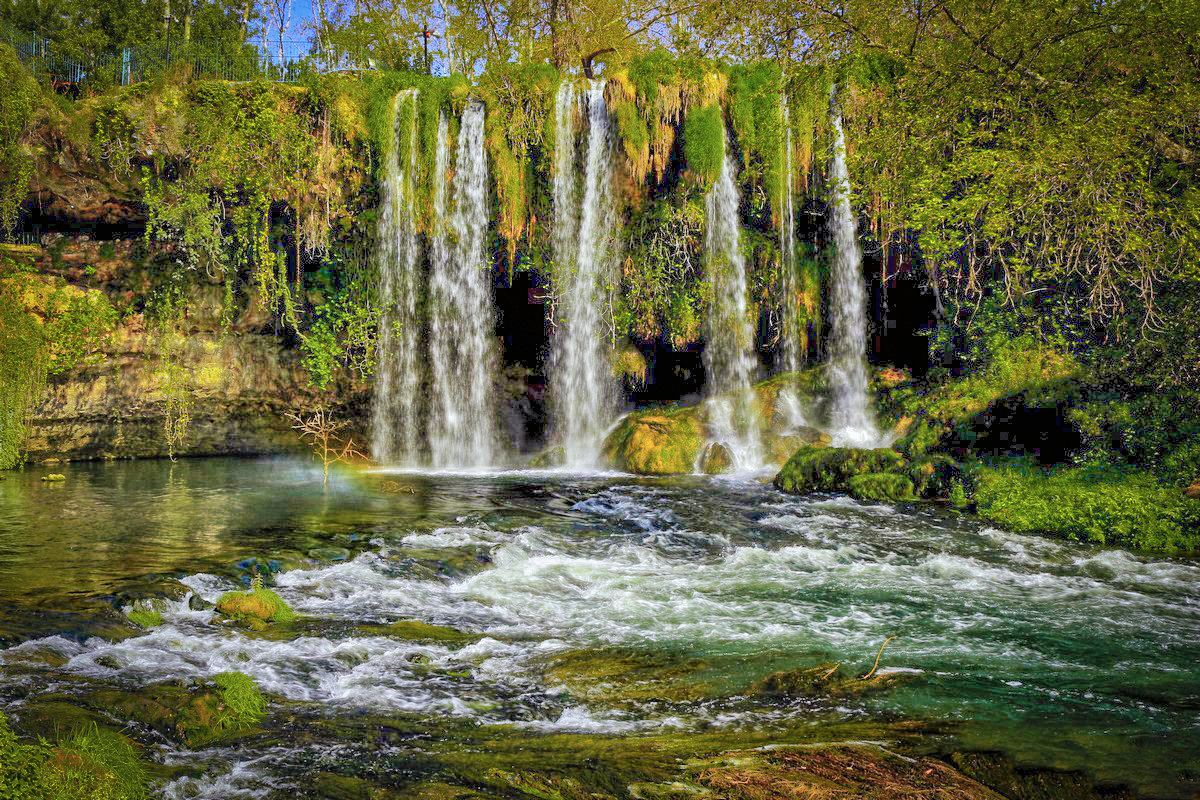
[0,712,147,800]
[210,671,268,730]
[728,62,784,214]
[975,462,1200,553]
[0,260,119,469]
[621,193,706,348]
[0,44,38,236]
[300,250,380,389]
[0,710,49,800]
[682,104,725,185]
[886,302,1081,457]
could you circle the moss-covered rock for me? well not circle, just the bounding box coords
[764,426,832,466]
[848,473,915,503]
[602,408,703,475]
[214,586,296,627]
[699,442,734,474]
[125,610,163,629]
[774,447,906,494]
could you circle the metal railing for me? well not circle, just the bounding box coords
[1,22,376,86]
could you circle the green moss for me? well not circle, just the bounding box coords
[974,462,1200,552]
[126,610,163,629]
[215,586,297,625]
[601,407,704,475]
[848,472,915,503]
[774,447,907,495]
[683,104,725,185]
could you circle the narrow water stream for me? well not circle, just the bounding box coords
[1,458,1197,797]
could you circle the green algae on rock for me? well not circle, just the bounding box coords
[125,609,163,629]
[602,408,704,475]
[214,585,297,628]
[774,446,907,494]
[848,472,916,503]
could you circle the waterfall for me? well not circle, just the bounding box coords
[551,79,620,467]
[703,132,761,469]
[370,89,423,464]
[778,94,808,430]
[827,108,879,447]
[428,100,498,467]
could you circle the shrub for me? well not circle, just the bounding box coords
[974,463,1200,553]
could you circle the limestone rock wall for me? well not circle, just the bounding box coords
[11,240,367,464]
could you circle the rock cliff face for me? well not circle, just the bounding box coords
[9,239,366,464]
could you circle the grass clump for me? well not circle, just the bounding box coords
[211,672,268,731]
[975,462,1200,552]
[1,712,148,800]
[215,579,296,627]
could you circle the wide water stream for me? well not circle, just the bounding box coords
[1,458,1197,797]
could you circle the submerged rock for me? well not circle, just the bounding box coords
[188,593,214,611]
[752,662,910,698]
[40,473,66,481]
[527,446,565,468]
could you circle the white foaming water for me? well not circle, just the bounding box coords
[777,94,812,431]
[429,100,499,467]
[827,105,880,448]
[551,80,621,467]
[371,89,423,464]
[703,134,762,469]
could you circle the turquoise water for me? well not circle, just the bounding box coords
[1,457,1198,796]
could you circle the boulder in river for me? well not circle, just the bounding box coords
[774,446,906,494]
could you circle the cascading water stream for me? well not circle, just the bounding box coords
[428,100,498,467]
[827,107,880,448]
[370,89,423,464]
[703,133,762,469]
[551,80,620,467]
[777,94,808,431]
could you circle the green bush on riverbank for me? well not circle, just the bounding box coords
[974,463,1200,552]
